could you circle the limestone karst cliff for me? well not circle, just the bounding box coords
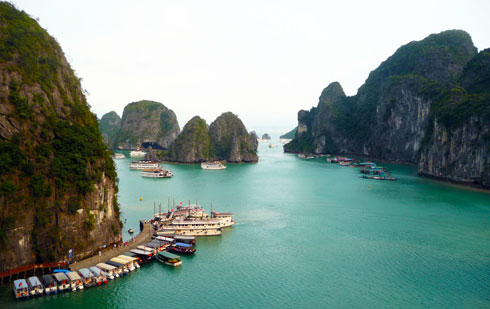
[285,30,489,188]
[0,3,121,271]
[99,111,121,148]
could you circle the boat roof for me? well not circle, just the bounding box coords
[211,212,233,216]
[53,269,70,274]
[89,266,102,275]
[27,276,42,286]
[13,279,28,289]
[144,242,161,249]
[158,251,180,259]
[67,272,82,281]
[105,260,124,268]
[131,249,153,256]
[174,235,195,240]
[175,242,192,248]
[111,257,130,265]
[53,272,69,282]
[78,268,94,278]
[117,255,138,262]
[42,275,55,284]
[155,236,175,242]
[137,245,155,252]
[96,263,116,271]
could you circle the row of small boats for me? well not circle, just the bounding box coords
[13,235,197,300]
[328,156,398,181]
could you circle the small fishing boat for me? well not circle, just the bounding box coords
[128,228,134,234]
[53,272,70,292]
[113,153,125,159]
[89,266,107,285]
[201,161,227,170]
[96,263,118,279]
[78,268,97,288]
[155,251,182,267]
[13,279,29,299]
[27,276,43,296]
[41,275,57,295]
[168,242,196,255]
[66,271,84,291]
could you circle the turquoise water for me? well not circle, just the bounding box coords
[1,132,490,308]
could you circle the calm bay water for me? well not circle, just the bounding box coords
[1,131,490,308]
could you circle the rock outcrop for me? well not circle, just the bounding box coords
[168,116,211,163]
[286,30,490,188]
[262,133,271,140]
[99,111,121,148]
[209,112,258,163]
[250,131,259,151]
[280,127,297,139]
[0,3,121,271]
[114,100,179,150]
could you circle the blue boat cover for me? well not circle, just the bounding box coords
[175,242,191,248]
[53,269,70,274]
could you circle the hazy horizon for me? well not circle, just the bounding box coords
[10,0,490,130]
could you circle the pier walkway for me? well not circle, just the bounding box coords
[70,222,152,271]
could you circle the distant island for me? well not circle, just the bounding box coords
[285,30,490,189]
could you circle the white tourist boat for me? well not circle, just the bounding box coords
[130,150,146,158]
[113,153,125,159]
[201,161,227,170]
[141,168,173,178]
[210,211,235,228]
[129,160,160,170]
[160,219,222,236]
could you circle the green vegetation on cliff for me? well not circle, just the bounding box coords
[168,116,211,162]
[99,111,121,148]
[0,3,121,269]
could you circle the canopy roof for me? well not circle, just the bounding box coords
[13,279,28,289]
[67,272,82,281]
[175,242,191,248]
[27,276,42,286]
[97,263,116,271]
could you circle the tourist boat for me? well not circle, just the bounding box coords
[298,153,306,158]
[129,160,160,170]
[339,161,350,166]
[53,272,70,292]
[141,168,173,178]
[78,268,97,288]
[41,275,58,295]
[13,279,29,299]
[155,251,182,267]
[113,153,125,159]
[174,235,196,245]
[110,258,131,274]
[201,161,227,170]
[210,211,235,228]
[268,143,276,148]
[154,236,176,244]
[130,150,146,158]
[105,260,125,276]
[168,242,196,255]
[89,266,107,285]
[117,255,140,269]
[27,276,43,296]
[121,252,142,268]
[96,263,118,279]
[160,219,222,236]
[66,271,84,290]
[130,249,154,263]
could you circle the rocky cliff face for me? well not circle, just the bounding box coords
[286,30,489,188]
[114,100,180,150]
[0,3,122,271]
[168,116,211,163]
[166,113,258,163]
[250,131,259,151]
[209,112,258,163]
[99,111,121,148]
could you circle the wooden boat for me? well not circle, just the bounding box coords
[13,279,29,299]
[201,161,227,170]
[78,268,97,288]
[27,276,43,296]
[66,271,84,290]
[168,242,196,255]
[53,272,70,292]
[41,274,57,295]
[96,263,118,279]
[89,266,107,285]
[155,251,182,267]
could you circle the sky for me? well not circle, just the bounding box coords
[9,0,490,131]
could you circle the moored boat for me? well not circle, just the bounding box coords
[201,161,227,170]
[160,219,222,236]
[141,168,173,178]
[168,242,196,255]
[96,263,118,279]
[210,211,235,228]
[130,150,146,158]
[113,153,125,159]
[13,279,29,299]
[130,160,160,170]
[66,271,84,290]
[41,275,57,295]
[155,251,182,267]
[27,276,43,296]
[53,272,70,292]
[78,268,97,288]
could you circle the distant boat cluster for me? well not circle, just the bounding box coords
[328,156,397,181]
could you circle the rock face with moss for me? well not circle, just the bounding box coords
[99,111,121,148]
[166,112,258,163]
[286,30,490,188]
[168,116,211,163]
[0,3,121,271]
[114,100,179,150]
[250,131,259,151]
[209,112,258,162]
[280,127,297,139]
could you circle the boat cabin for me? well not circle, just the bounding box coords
[137,245,157,254]
[130,249,154,263]
[169,242,196,255]
[117,255,139,270]
[110,257,131,273]
[89,266,107,285]
[13,279,29,299]
[53,272,70,292]
[155,236,176,244]
[105,260,125,276]
[66,271,84,291]
[174,235,196,245]
[78,268,96,288]
[96,263,117,279]
[41,274,58,295]
[27,276,43,296]
[156,251,182,267]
